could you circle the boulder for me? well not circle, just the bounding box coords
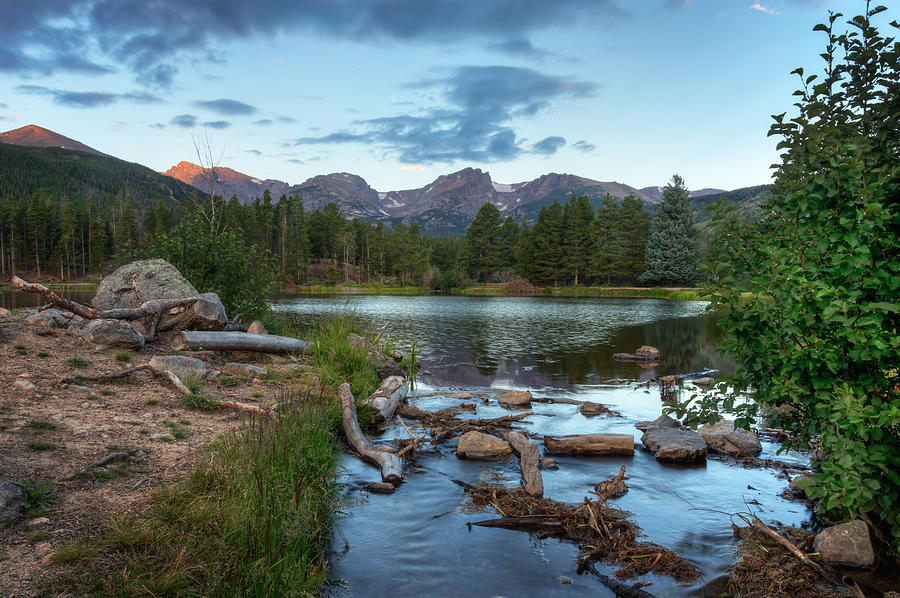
[579,401,609,417]
[348,333,404,379]
[247,320,267,335]
[93,258,198,310]
[635,414,680,432]
[81,319,145,349]
[635,345,660,359]
[641,427,707,462]
[0,481,26,523]
[456,431,512,460]
[220,362,267,378]
[25,308,74,328]
[181,292,228,330]
[149,355,208,381]
[698,419,762,457]
[498,390,532,407]
[813,520,875,568]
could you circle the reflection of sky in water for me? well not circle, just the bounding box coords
[282,296,814,597]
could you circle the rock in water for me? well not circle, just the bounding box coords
[641,427,707,462]
[498,390,532,407]
[149,355,208,381]
[456,431,512,460]
[81,319,145,349]
[635,414,680,432]
[579,401,608,417]
[0,481,26,523]
[92,258,198,310]
[635,345,660,359]
[698,419,762,457]
[813,520,875,568]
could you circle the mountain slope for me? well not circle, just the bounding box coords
[163,161,291,204]
[0,124,105,156]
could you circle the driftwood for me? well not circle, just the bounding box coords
[750,517,843,588]
[502,431,544,497]
[530,396,584,405]
[362,375,408,422]
[584,564,658,598]
[339,383,403,485]
[174,330,310,353]
[472,517,563,530]
[544,433,635,456]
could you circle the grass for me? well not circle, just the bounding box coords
[100,389,115,396]
[454,285,707,300]
[114,350,132,362]
[37,351,50,358]
[67,357,92,369]
[19,479,55,517]
[144,399,160,406]
[27,420,58,431]
[48,398,339,596]
[28,441,57,451]
[181,393,220,411]
[251,390,264,398]
[27,531,50,542]
[163,421,188,440]
[291,283,426,296]
[16,344,27,355]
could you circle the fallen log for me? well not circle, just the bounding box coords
[339,383,403,485]
[502,431,544,497]
[472,517,563,530]
[174,330,310,353]
[531,396,584,405]
[362,375,409,422]
[544,433,635,456]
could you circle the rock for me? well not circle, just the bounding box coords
[542,457,558,470]
[0,481,26,523]
[498,390,532,407]
[220,362,267,378]
[364,481,396,494]
[559,576,572,585]
[641,427,707,462]
[81,318,145,349]
[180,292,228,331]
[347,333,404,379]
[456,431,512,460]
[149,355,208,381]
[247,320,267,335]
[595,475,628,498]
[27,517,50,527]
[635,345,660,358]
[33,542,53,559]
[699,419,762,457]
[692,377,715,387]
[445,391,472,399]
[579,401,608,417]
[635,414,680,432]
[0,307,11,319]
[25,308,71,328]
[813,520,874,568]
[92,258,198,310]
[152,433,176,442]
[14,380,36,391]
[68,315,87,331]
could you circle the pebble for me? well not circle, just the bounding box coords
[364,481,396,494]
[14,380,36,390]
[77,429,88,436]
[51,414,64,421]
[33,542,52,559]
[72,384,92,392]
[26,517,50,527]
[140,412,154,419]
[559,576,573,585]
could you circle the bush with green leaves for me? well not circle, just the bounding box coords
[676,6,899,550]
[154,212,274,319]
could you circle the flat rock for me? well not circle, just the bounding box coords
[149,355,208,381]
[635,345,660,358]
[220,362,267,378]
[641,427,707,462]
[152,432,176,442]
[92,258,198,310]
[635,414,680,432]
[27,517,50,527]
[445,391,472,399]
[498,390,532,407]
[0,481,26,523]
[814,520,874,568]
[247,320,267,335]
[699,419,762,457]
[81,318,145,349]
[579,401,609,417]
[364,481,396,494]
[456,431,512,460]
[14,380,36,391]
[541,457,558,470]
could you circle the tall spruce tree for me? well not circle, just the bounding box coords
[532,201,565,287]
[640,175,699,286]
[617,195,650,282]
[464,203,502,282]
[563,195,594,286]
[590,194,622,284]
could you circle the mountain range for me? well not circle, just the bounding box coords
[2,124,765,234]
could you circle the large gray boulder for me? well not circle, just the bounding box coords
[813,520,875,568]
[81,319,145,349]
[24,308,72,328]
[641,426,707,462]
[0,481,26,524]
[456,431,513,460]
[149,355,208,381]
[698,419,762,457]
[93,259,198,310]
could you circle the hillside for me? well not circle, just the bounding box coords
[163,161,291,204]
[0,124,105,156]
[691,184,772,223]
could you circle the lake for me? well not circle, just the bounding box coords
[273,295,813,598]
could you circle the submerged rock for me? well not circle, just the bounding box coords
[813,520,874,568]
[641,427,707,462]
[364,481,396,494]
[456,431,512,460]
[613,345,661,362]
[498,390,532,407]
[698,419,762,457]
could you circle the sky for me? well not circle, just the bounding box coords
[0,0,881,193]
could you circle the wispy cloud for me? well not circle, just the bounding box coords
[15,85,162,108]
[170,114,197,127]
[572,140,596,152]
[749,2,777,14]
[399,165,428,171]
[201,120,231,129]
[194,98,256,115]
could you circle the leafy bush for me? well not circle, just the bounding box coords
[682,7,899,550]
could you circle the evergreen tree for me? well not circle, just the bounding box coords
[590,194,622,284]
[640,175,699,286]
[563,195,594,286]
[617,195,650,282]
[464,203,502,282]
[532,202,565,287]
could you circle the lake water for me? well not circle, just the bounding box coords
[273,295,814,598]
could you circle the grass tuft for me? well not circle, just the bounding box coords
[114,350,132,362]
[27,419,57,431]
[28,441,57,451]
[181,393,220,411]
[67,357,91,369]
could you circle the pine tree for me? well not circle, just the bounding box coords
[464,203,501,282]
[590,194,622,284]
[640,175,699,286]
[532,202,565,287]
[563,195,594,286]
[617,195,650,282]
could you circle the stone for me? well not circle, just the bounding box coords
[699,419,762,457]
[247,320,267,335]
[541,457,558,470]
[692,377,715,387]
[92,258,198,310]
[81,319,144,349]
[179,292,228,331]
[33,542,52,559]
[0,307,11,318]
[0,481,26,523]
[149,355,208,381]
[456,431,513,460]
[152,433,176,442]
[641,427,707,462]
[25,308,71,328]
[579,401,609,417]
[220,362,267,378]
[347,333,404,379]
[595,477,628,498]
[635,345,660,358]
[498,390,532,407]
[635,414,680,432]
[445,391,472,399]
[813,520,875,568]
[14,380,36,391]
[27,517,50,527]
[364,481,396,494]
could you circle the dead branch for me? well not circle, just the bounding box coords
[63,364,154,384]
[544,433,635,456]
[339,383,402,485]
[584,564,658,598]
[80,448,146,473]
[373,320,391,344]
[750,517,843,588]
[501,430,543,497]
[471,517,563,530]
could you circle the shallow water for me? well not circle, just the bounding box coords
[0,289,95,310]
[275,295,814,597]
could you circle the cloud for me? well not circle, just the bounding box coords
[0,113,20,121]
[399,165,428,171]
[0,103,9,109]
[294,65,596,163]
[487,38,554,60]
[749,3,777,14]
[532,136,566,154]
[150,122,165,129]
[287,158,304,164]
[277,115,296,123]
[0,1,624,85]
[247,149,262,155]
[201,120,231,129]
[170,114,198,127]
[572,140,596,152]
[14,85,162,108]
[194,98,256,115]
[253,119,273,126]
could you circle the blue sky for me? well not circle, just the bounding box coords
[0,0,880,192]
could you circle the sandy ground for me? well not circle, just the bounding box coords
[0,310,311,597]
